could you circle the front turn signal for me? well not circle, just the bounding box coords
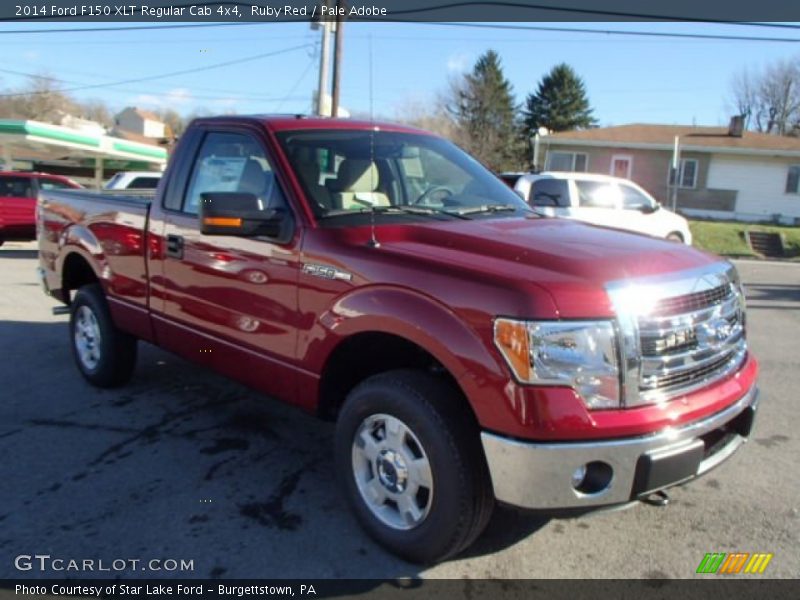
[494,318,532,382]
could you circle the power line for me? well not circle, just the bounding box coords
[0,43,314,98]
[418,21,800,43]
[0,67,310,103]
[1,19,798,44]
[275,49,318,111]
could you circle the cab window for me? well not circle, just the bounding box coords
[183,131,287,216]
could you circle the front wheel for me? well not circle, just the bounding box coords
[666,231,684,243]
[335,370,494,564]
[70,284,137,388]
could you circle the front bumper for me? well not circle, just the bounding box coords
[481,384,758,509]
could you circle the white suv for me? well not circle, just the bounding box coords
[104,171,163,190]
[513,171,692,244]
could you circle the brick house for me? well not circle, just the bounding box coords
[542,123,800,224]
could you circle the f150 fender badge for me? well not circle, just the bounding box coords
[302,263,353,282]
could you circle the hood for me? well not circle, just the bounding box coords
[367,216,720,318]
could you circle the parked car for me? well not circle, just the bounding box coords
[104,171,163,190]
[497,171,525,188]
[514,171,693,244]
[38,116,757,563]
[0,171,81,245]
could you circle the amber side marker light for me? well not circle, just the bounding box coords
[203,217,242,227]
[494,318,532,381]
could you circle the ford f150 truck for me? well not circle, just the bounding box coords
[38,116,759,564]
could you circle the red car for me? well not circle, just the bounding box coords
[38,116,758,563]
[0,171,81,245]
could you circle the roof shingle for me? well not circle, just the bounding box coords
[549,124,800,153]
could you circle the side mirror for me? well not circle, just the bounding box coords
[199,192,291,239]
[640,203,659,214]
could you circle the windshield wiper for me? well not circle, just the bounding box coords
[319,205,469,220]
[443,203,521,217]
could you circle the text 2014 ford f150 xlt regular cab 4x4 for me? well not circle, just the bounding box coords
[38,116,758,564]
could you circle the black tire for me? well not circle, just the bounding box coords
[666,232,684,243]
[69,283,137,388]
[335,369,494,564]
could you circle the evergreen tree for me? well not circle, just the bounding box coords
[523,63,597,134]
[449,50,523,171]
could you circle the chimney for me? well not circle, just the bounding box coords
[728,115,745,138]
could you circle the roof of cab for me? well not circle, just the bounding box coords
[190,114,431,135]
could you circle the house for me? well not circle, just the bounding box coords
[54,111,107,136]
[114,107,166,139]
[542,121,800,224]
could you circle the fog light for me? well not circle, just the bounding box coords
[571,465,588,488]
[572,461,614,495]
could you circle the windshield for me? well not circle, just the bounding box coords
[276,129,531,221]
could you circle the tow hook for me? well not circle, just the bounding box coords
[641,490,670,507]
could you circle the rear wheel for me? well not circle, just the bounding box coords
[335,369,494,564]
[70,284,137,387]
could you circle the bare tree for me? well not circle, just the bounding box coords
[394,97,465,145]
[730,68,758,130]
[78,99,114,129]
[0,75,79,122]
[729,58,800,135]
[158,108,186,138]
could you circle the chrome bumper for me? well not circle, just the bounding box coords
[481,385,758,510]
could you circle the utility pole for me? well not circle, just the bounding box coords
[331,0,345,118]
[316,18,331,116]
[670,135,680,211]
[317,0,331,117]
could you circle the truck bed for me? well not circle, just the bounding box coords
[38,188,155,307]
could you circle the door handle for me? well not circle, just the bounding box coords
[166,234,184,259]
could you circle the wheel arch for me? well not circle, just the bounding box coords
[311,286,506,423]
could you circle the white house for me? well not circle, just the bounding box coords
[114,107,166,139]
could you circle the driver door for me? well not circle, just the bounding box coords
[157,127,303,403]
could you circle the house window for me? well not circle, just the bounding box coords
[611,155,633,179]
[546,151,588,172]
[669,158,698,189]
[785,165,800,194]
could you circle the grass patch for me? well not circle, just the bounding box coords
[689,220,800,260]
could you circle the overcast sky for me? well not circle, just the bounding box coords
[2,21,799,126]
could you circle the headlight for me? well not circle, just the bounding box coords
[494,318,620,409]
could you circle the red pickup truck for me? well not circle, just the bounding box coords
[0,171,81,245]
[38,116,758,563]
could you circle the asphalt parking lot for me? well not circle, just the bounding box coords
[0,242,798,579]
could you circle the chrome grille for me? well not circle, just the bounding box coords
[652,283,731,316]
[638,282,746,400]
[607,262,748,407]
